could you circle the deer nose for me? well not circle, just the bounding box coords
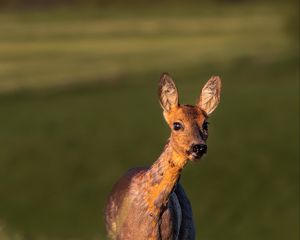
[192,144,207,155]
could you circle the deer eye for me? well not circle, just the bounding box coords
[173,122,183,131]
[203,121,209,131]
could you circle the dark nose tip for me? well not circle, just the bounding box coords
[192,144,207,154]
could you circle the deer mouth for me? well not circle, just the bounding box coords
[186,151,206,161]
[186,144,207,161]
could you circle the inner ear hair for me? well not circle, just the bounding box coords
[158,73,179,112]
[197,75,221,115]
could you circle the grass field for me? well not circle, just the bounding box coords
[0,2,299,240]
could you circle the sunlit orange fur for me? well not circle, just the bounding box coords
[105,74,221,240]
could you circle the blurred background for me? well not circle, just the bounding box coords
[0,0,299,239]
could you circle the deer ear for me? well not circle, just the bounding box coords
[158,73,179,112]
[197,76,221,115]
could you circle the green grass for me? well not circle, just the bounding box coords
[0,3,299,240]
[0,3,293,92]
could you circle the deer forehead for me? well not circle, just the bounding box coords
[165,105,207,124]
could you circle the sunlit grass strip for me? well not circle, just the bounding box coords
[0,4,292,93]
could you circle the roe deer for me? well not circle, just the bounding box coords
[105,73,221,240]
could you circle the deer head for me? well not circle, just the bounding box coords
[158,73,221,161]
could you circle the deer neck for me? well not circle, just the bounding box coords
[145,139,188,216]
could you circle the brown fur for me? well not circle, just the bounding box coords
[105,73,221,239]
